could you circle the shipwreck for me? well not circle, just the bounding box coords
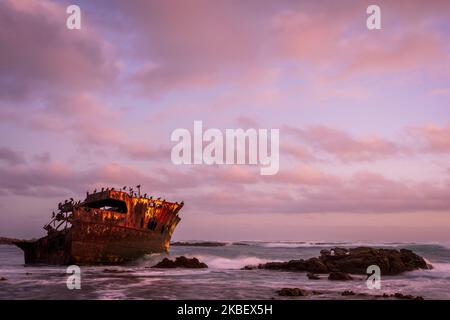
[14,186,183,265]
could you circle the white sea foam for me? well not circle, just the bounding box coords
[430,262,450,272]
[193,255,273,269]
[256,241,372,248]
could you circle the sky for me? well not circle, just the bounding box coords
[0,0,450,242]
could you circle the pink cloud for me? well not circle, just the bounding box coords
[284,125,406,162]
[0,0,118,101]
[0,147,26,165]
[2,153,449,215]
[408,123,450,153]
[341,33,447,79]
[0,93,168,162]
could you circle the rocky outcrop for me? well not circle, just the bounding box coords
[383,293,424,300]
[321,247,430,275]
[232,242,250,246]
[0,277,7,281]
[277,288,323,297]
[340,291,424,300]
[305,257,328,273]
[306,272,320,280]
[152,256,208,269]
[243,247,431,275]
[328,272,353,281]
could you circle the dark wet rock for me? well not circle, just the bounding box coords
[171,241,227,247]
[241,265,256,270]
[278,288,309,296]
[395,293,424,300]
[328,272,353,281]
[232,242,250,246]
[307,272,320,280]
[371,292,425,300]
[323,247,430,275]
[341,291,371,298]
[305,257,328,273]
[245,247,431,275]
[0,277,7,281]
[152,256,208,269]
[331,247,349,256]
[255,259,307,271]
[388,293,424,300]
[277,288,323,297]
[341,290,423,299]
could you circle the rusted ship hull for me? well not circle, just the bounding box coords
[15,188,183,265]
[15,224,170,265]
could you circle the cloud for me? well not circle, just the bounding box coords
[0,0,118,101]
[408,123,450,153]
[284,125,406,162]
[281,143,317,162]
[1,155,449,215]
[340,32,447,79]
[0,93,168,162]
[186,167,450,215]
[0,147,26,165]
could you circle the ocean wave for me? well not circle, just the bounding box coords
[193,255,272,269]
[235,241,450,250]
[136,252,269,270]
[430,262,450,272]
[253,241,381,248]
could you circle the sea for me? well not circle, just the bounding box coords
[0,241,449,300]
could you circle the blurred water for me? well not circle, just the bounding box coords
[0,241,449,299]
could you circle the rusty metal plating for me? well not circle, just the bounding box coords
[14,186,183,265]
